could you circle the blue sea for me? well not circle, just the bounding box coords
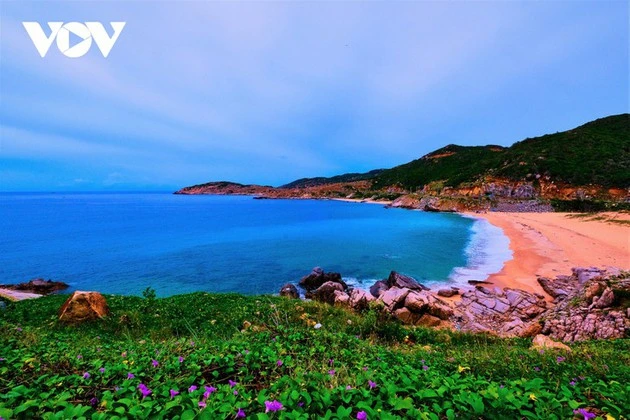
[0,193,511,296]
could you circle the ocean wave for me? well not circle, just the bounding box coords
[448,215,512,286]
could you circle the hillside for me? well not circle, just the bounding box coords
[281,169,385,189]
[373,114,630,190]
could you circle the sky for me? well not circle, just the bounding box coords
[0,1,628,192]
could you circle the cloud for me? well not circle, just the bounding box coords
[0,1,627,190]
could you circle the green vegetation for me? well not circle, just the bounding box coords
[280,170,385,189]
[373,114,630,190]
[1,293,629,419]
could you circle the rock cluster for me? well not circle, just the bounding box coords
[283,266,629,343]
[454,286,547,337]
[0,278,69,295]
[540,268,629,341]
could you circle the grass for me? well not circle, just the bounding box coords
[1,292,629,419]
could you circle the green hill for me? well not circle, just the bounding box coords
[372,114,630,190]
[280,169,385,189]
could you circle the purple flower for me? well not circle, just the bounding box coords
[570,380,577,386]
[151,359,159,367]
[170,389,179,399]
[328,369,336,376]
[190,341,195,347]
[500,384,505,389]
[198,401,206,408]
[236,408,246,418]
[298,402,304,408]
[556,356,565,363]
[203,386,217,399]
[99,368,105,373]
[329,358,334,366]
[178,356,184,363]
[346,385,353,390]
[121,352,127,358]
[127,373,135,379]
[82,372,91,379]
[89,397,99,407]
[16,327,22,332]
[573,409,596,420]
[229,380,237,388]
[276,360,283,367]
[362,367,368,371]
[534,366,540,372]
[244,350,250,355]
[422,365,429,371]
[264,400,283,413]
[138,383,152,398]
[368,380,377,389]
[188,385,198,393]
[357,411,367,420]
[114,386,121,392]
[233,390,238,395]
[77,355,83,360]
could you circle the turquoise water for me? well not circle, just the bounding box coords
[0,193,510,296]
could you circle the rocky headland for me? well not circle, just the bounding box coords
[282,266,629,342]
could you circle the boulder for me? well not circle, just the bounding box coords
[405,291,453,320]
[349,288,374,311]
[386,271,429,291]
[416,314,442,327]
[279,283,299,299]
[59,291,109,323]
[333,290,350,306]
[591,287,614,309]
[299,267,345,292]
[307,281,345,305]
[378,287,410,310]
[530,334,571,352]
[369,280,389,298]
[437,288,458,298]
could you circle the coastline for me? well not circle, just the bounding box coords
[470,212,630,294]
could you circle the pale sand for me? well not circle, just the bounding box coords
[0,288,43,301]
[472,212,630,294]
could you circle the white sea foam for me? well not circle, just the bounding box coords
[448,215,512,286]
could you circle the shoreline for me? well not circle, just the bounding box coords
[469,211,630,294]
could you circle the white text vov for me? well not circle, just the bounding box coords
[23,22,126,58]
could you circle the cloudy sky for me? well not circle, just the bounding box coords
[1,1,627,191]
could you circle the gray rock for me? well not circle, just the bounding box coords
[386,271,429,291]
[307,281,345,305]
[279,283,299,299]
[379,287,410,310]
[369,280,389,298]
[437,288,458,298]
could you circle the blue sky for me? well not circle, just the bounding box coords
[1,1,628,191]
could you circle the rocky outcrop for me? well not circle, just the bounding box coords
[59,291,109,323]
[279,283,299,299]
[0,278,68,295]
[454,267,629,341]
[454,286,548,336]
[540,269,629,341]
[299,267,346,292]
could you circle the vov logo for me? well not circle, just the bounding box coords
[22,22,126,58]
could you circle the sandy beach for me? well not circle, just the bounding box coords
[473,212,630,294]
